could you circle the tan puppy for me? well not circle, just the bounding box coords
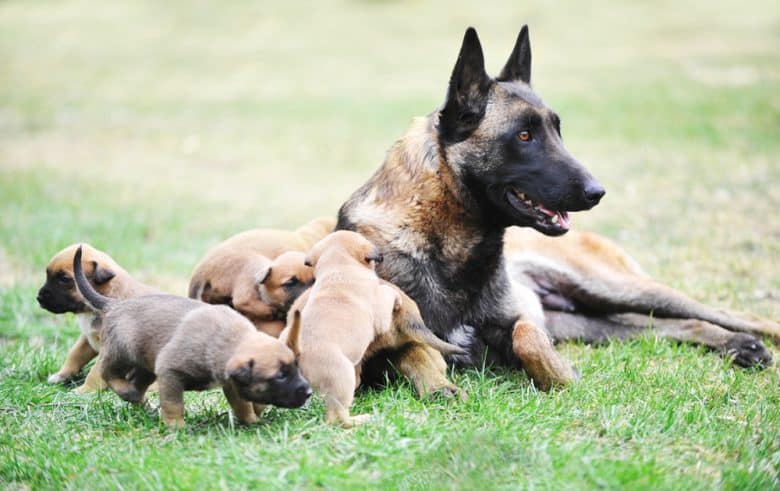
[71,246,311,428]
[37,243,157,392]
[282,231,463,427]
[188,217,334,334]
[190,250,312,337]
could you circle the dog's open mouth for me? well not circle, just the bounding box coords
[505,188,570,234]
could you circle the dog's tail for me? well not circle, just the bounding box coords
[73,245,111,311]
[395,295,466,356]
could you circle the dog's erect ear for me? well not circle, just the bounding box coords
[256,266,272,285]
[438,27,492,143]
[90,261,116,285]
[226,357,255,385]
[497,25,532,84]
[286,310,302,357]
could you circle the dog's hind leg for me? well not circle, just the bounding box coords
[545,311,773,368]
[394,344,464,400]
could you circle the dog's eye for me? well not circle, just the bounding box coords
[518,131,531,142]
[58,275,72,285]
[282,277,299,288]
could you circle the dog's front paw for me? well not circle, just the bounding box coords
[73,383,96,395]
[724,334,772,368]
[427,383,467,402]
[47,371,72,385]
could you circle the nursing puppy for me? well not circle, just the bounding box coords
[284,231,463,427]
[191,250,313,337]
[37,243,157,392]
[189,217,333,334]
[72,246,311,428]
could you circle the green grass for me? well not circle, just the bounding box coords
[1,0,779,489]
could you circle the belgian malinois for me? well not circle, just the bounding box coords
[337,26,777,390]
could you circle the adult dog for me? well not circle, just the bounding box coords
[337,27,776,390]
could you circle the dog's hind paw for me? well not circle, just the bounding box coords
[724,334,772,369]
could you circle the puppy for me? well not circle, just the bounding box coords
[37,243,157,392]
[190,250,313,337]
[188,216,334,333]
[281,231,464,427]
[72,246,311,428]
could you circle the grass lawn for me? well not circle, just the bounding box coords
[1,1,779,489]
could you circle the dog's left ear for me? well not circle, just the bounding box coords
[90,261,116,285]
[438,27,492,143]
[497,25,532,84]
[286,310,302,357]
[364,247,383,265]
[226,357,255,385]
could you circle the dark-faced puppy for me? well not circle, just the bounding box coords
[37,243,157,392]
[71,246,310,428]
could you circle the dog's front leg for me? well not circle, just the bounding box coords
[512,319,578,391]
[48,335,97,384]
[158,375,186,429]
[74,353,108,393]
[394,344,464,400]
[223,382,258,425]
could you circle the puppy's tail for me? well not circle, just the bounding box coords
[395,301,466,356]
[73,245,111,311]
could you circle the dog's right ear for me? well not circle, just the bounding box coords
[226,357,255,385]
[286,310,302,357]
[90,261,116,285]
[438,27,491,143]
[256,266,272,285]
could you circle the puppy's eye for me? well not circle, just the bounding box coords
[58,275,72,285]
[282,277,299,288]
[518,131,531,142]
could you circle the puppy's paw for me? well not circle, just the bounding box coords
[73,383,97,395]
[427,383,467,402]
[47,371,72,385]
[724,334,772,369]
[343,413,372,428]
[163,418,186,430]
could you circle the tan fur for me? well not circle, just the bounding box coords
[188,217,333,333]
[280,231,462,427]
[40,243,157,392]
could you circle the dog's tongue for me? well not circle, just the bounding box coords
[537,204,571,230]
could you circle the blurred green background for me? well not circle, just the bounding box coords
[1,1,778,489]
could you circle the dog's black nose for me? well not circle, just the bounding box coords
[583,182,606,206]
[297,386,313,399]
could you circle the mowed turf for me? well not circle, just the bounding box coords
[1,1,779,489]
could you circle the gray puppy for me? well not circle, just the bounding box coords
[72,246,311,428]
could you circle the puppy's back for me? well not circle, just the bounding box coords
[103,295,204,370]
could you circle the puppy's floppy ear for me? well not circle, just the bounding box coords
[90,261,116,285]
[226,357,255,385]
[497,25,532,84]
[364,247,383,265]
[256,266,272,285]
[438,27,491,143]
[286,310,302,357]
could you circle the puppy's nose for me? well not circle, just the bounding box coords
[583,182,606,206]
[297,386,313,399]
